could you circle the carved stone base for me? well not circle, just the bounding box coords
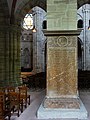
[44,98,80,109]
[37,98,88,119]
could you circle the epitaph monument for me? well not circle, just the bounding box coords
[37,0,88,119]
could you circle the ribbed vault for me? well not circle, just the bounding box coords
[0,0,90,25]
[14,0,90,25]
[15,0,46,25]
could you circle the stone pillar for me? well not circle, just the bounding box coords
[37,0,88,119]
[47,0,77,30]
[33,7,46,73]
[44,30,80,108]
[0,25,21,87]
[82,8,90,70]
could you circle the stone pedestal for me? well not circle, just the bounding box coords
[37,99,87,119]
[37,30,88,119]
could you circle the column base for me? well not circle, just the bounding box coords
[44,97,80,109]
[37,98,88,119]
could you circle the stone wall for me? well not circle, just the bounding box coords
[47,0,77,30]
[21,30,33,70]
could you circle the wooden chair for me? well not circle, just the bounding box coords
[18,86,30,108]
[8,92,23,117]
[7,86,15,93]
[0,92,11,120]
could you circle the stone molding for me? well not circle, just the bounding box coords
[47,36,77,47]
[43,29,81,36]
[44,97,80,109]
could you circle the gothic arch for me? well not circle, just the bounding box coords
[78,37,83,70]
[15,0,46,25]
[78,36,83,45]
[77,19,83,28]
[14,0,90,25]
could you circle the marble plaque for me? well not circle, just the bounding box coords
[47,36,77,98]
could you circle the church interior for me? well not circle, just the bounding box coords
[0,0,90,120]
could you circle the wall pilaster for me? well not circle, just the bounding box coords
[32,7,46,73]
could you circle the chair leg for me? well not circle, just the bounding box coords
[25,100,27,108]
[17,109,19,117]
[21,102,23,113]
[18,105,21,117]
[25,98,28,108]
[11,106,15,113]
[8,115,11,120]
[28,95,30,105]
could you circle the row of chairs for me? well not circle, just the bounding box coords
[0,86,30,120]
[0,92,11,120]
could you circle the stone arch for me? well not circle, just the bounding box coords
[77,19,83,28]
[78,37,83,70]
[15,0,46,25]
[42,20,47,29]
[77,0,90,9]
[78,36,83,45]
[14,0,90,25]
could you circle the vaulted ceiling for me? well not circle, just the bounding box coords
[0,0,90,24]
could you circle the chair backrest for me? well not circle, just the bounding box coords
[0,96,11,120]
[9,92,19,104]
[0,92,5,103]
[0,102,4,120]
[18,86,27,97]
[0,93,5,116]
[7,86,15,93]
[0,102,3,115]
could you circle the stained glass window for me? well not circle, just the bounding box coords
[23,14,33,30]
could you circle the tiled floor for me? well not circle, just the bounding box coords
[9,89,90,120]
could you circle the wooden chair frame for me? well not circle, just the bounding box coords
[9,92,23,117]
[0,92,11,120]
[18,86,30,108]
